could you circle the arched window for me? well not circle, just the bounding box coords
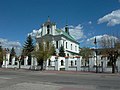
[67,53,69,57]
[47,29,50,34]
[71,61,73,66]
[75,60,77,65]
[75,46,77,51]
[71,44,72,50]
[47,25,50,34]
[66,42,67,49]
[61,60,64,66]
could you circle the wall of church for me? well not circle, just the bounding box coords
[53,38,79,56]
[63,39,79,56]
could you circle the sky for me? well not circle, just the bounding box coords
[0,0,120,51]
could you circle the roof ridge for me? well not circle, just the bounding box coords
[56,29,78,43]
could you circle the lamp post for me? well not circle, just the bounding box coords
[94,37,98,73]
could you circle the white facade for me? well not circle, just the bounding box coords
[46,56,82,71]
[36,19,79,57]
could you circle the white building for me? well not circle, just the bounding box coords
[34,19,81,71]
[36,19,79,57]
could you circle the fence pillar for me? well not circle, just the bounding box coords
[77,56,81,71]
[55,56,59,70]
[65,57,69,71]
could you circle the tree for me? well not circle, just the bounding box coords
[0,46,3,67]
[9,47,16,65]
[79,47,93,71]
[51,45,56,56]
[1,48,9,68]
[59,45,65,57]
[33,41,55,70]
[99,35,120,73]
[23,35,34,65]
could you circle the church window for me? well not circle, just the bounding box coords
[71,44,72,50]
[66,42,67,49]
[71,61,73,66]
[61,60,64,66]
[47,25,50,34]
[75,46,77,51]
[67,53,69,57]
[47,29,50,34]
[56,41,58,49]
[75,60,77,65]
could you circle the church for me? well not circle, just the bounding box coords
[36,18,80,57]
[34,18,81,70]
[2,18,82,71]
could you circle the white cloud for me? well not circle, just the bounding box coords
[29,24,85,43]
[28,28,42,38]
[86,34,118,47]
[68,24,86,40]
[98,9,120,26]
[88,21,92,24]
[119,0,120,3]
[0,38,21,49]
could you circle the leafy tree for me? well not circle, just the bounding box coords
[59,45,65,57]
[79,47,93,71]
[0,47,9,67]
[23,35,34,65]
[0,46,3,67]
[99,35,120,73]
[33,41,55,70]
[51,45,56,56]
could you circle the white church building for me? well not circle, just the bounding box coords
[35,18,81,70]
[36,18,80,57]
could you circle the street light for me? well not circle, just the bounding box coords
[94,37,98,73]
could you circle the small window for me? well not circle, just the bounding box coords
[66,42,67,49]
[71,61,73,66]
[75,46,77,51]
[61,60,64,66]
[67,53,69,57]
[47,25,50,28]
[71,44,72,50]
[101,57,103,60]
[75,60,77,65]
[56,41,58,49]
[47,25,50,34]
[47,29,50,34]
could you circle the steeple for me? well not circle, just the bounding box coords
[47,16,50,22]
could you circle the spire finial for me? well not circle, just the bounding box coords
[48,16,50,22]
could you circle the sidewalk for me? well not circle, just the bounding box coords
[0,68,120,76]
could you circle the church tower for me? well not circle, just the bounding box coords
[41,17,56,36]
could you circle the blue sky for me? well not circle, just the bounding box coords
[0,0,120,49]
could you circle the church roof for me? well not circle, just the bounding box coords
[56,29,79,44]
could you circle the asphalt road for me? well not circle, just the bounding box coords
[0,69,120,90]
